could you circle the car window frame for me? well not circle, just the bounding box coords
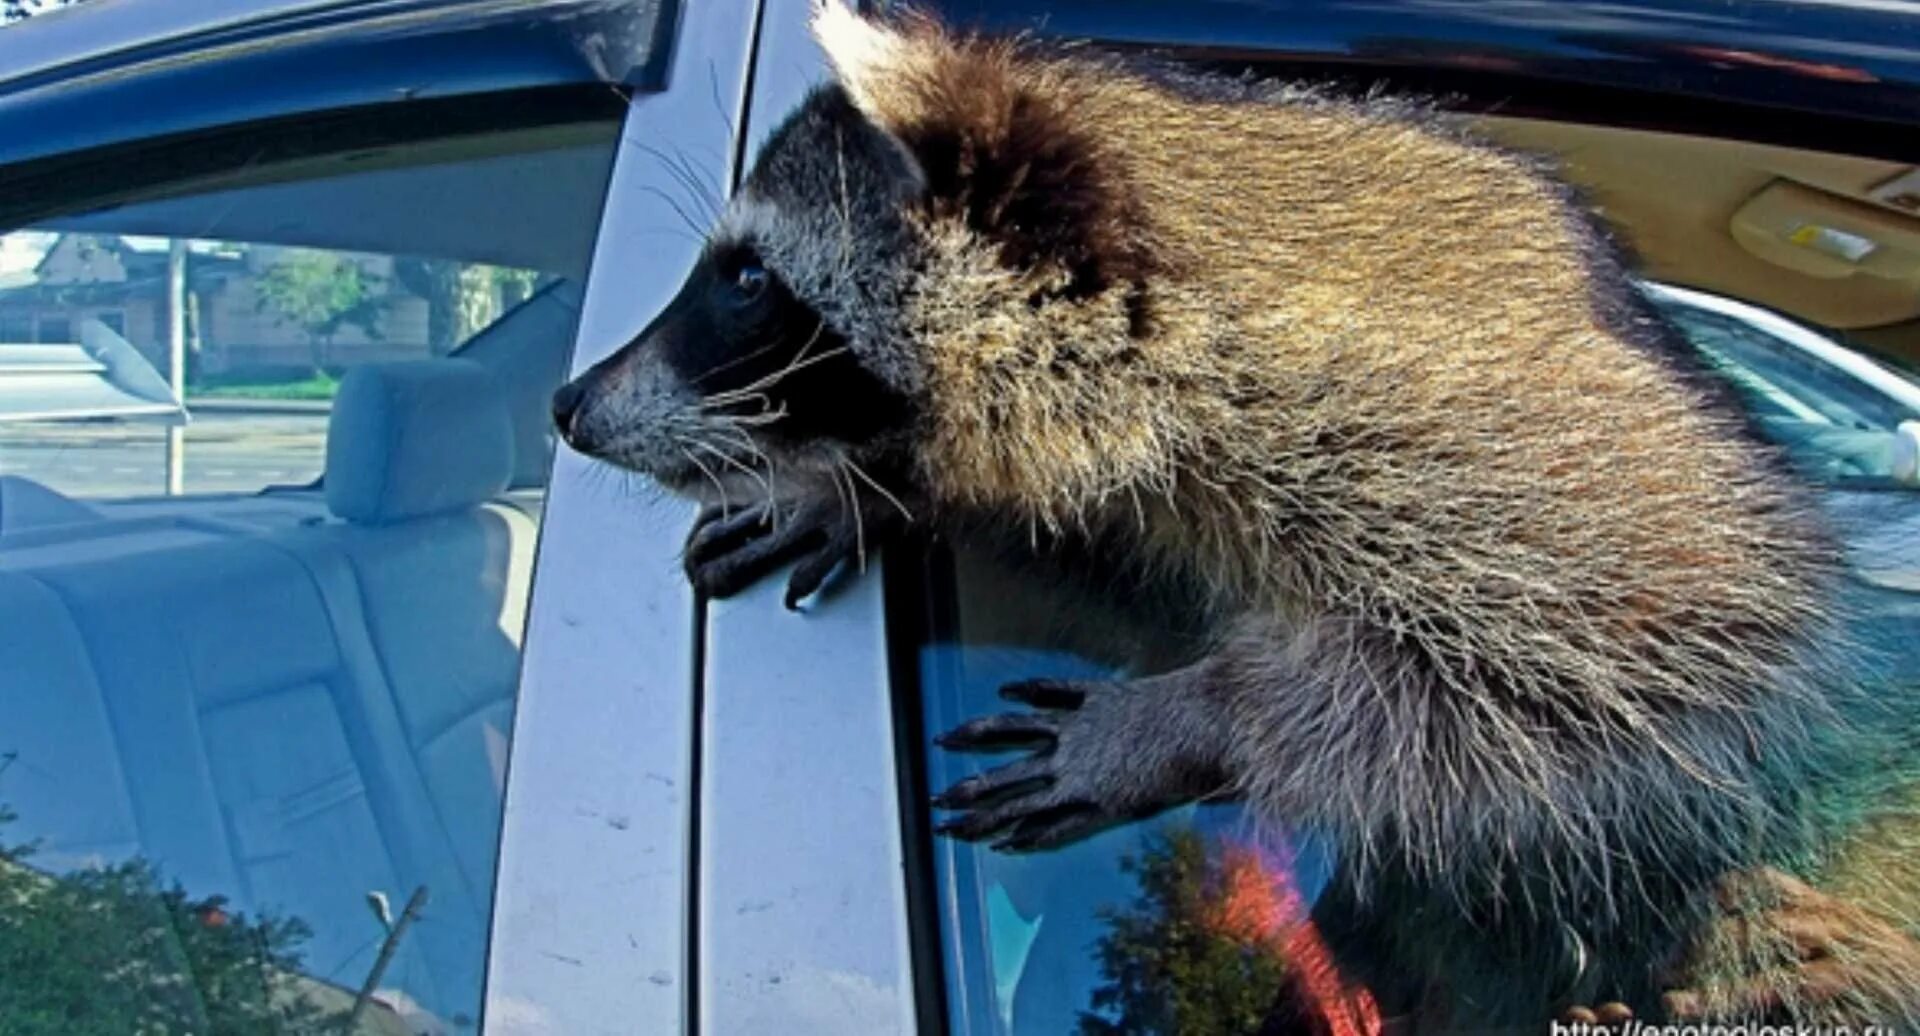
[492,2,954,1031]
[0,0,675,171]
[481,2,766,1033]
[922,0,1920,166]
[693,2,938,1031]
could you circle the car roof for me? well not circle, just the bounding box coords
[0,0,352,93]
[0,0,667,170]
[0,0,661,95]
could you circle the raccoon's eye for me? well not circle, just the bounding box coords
[733,262,769,302]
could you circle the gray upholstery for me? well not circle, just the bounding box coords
[0,474,100,531]
[325,360,514,525]
[0,569,141,872]
[0,368,539,1026]
[452,279,581,489]
[271,503,532,941]
[1,530,451,1010]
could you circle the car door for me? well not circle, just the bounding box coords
[489,2,931,1033]
[503,2,1920,1034]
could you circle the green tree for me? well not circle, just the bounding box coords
[0,807,344,1035]
[1078,830,1295,1035]
[394,260,540,355]
[255,250,387,374]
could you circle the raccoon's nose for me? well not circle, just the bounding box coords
[552,378,589,448]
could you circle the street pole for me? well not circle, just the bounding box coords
[347,885,428,1032]
[165,239,187,496]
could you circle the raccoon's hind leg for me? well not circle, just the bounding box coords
[932,663,1236,851]
[683,488,914,607]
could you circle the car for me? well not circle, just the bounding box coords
[0,1,1915,1034]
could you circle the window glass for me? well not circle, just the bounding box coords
[2,229,575,497]
[33,315,69,343]
[0,105,620,1033]
[913,550,1363,1035]
[1,231,552,496]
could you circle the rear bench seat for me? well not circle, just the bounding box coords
[268,360,535,1009]
[0,359,534,1027]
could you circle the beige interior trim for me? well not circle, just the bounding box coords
[1479,117,1919,340]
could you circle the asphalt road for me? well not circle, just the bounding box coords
[0,409,329,499]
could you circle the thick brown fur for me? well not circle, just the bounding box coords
[810,7,1915,1025]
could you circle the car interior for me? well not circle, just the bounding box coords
[0,119,616,1029]
[1479,116,1920,371]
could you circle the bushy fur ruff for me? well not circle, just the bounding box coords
[742,4,1920,1025]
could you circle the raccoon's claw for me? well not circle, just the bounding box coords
[683,501,830,600]
[783,538,852,611]
[932,677,1227,853]
[937,798,1108,853]
[682,493,908,607]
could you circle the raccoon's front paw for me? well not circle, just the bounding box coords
[931,677,1230,852]
[682,495,903,608]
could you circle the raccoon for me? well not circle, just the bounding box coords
[552,2,1920,1026]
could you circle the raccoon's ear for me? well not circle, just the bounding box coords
[812,1,912,120]
[811,1,1153,297]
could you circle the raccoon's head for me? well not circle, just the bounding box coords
[552,2,1156,502]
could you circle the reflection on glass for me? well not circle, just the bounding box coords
[0,230,545,498]
[0,803,385,1033]
[0,115,618,1032]
[1081,828,1383,1036]
[918,551,1371,1035]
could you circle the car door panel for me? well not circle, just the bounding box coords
[694,4,924,1033]
[483,3,760,1032]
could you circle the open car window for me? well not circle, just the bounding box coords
[890,10,1920,1029]
[902,292,1920,1036]
[902,318,1920,1033]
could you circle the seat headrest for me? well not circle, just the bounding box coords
[0,476,100,533]
[325,360,514,525]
